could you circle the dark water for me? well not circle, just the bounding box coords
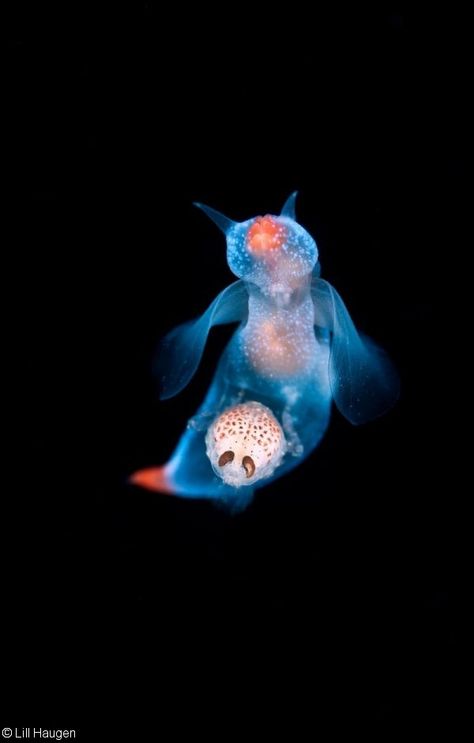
[4,6,465,735]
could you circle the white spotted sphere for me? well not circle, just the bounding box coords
[205,401,287,488]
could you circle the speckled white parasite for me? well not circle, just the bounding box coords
[205,402,287,487]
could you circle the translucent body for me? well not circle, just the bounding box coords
[134,194,399,511]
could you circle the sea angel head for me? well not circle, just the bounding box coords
[194,193,318,295]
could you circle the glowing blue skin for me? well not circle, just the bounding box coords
[156,193,399,511]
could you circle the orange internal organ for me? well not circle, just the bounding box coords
[247,215,286,255]
[247,320,310,376]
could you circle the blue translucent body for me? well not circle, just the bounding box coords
[154,194,399,510]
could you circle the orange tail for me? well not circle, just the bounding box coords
[129,465,175,494]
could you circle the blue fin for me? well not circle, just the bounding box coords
[155,280,248,399]
[312,278,400,424]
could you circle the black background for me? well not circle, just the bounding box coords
[5,5,465,734]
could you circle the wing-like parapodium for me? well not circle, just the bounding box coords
[155,280,248,399]
[312,278,400,424]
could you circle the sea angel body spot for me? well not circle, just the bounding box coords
[247,215,287,255]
